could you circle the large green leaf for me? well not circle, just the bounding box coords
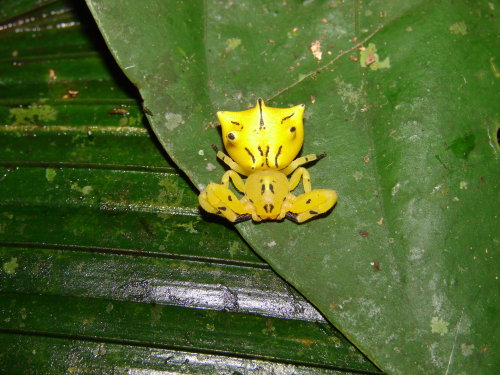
[0,1,380,373]
[87,1,498,374]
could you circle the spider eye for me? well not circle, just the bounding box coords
[227,132,236,141]
[289,126,296,133]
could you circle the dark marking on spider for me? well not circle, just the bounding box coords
[265,145,270,167]
[257,145,264,156]
[235,213,252,222]
[290,126,296,133]
[281,112,295,124]
[228,196,233,201]
[309,210,318,215]
[306,199,311,204]
[263,204,275,213]
[261,184,265,195]
[269,184,274,194]
[258,98,264,129]
[218,206,227,211]
[245,147,255,163]
[231,121,240,125]
[275,145,282,168]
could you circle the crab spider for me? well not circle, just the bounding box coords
[198,99,337,223]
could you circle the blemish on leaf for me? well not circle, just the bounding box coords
[106,303,114,313]
[157,178,184,214]
[359,230,369,238]
[352,171,363,181]
[297,338,314,347]
[71,183,93,195]
[267,240,277,248]
[150,304,163,323]
[3,257,19,274]
[92,344,107,357]
[359,43,390,70]
[164,112,184,131]
[206,163,216,171]
[335,77,365,114]
[45,168,57,182]
[225,38,242,52]
[391,183,401,196]
[489,57,500,78]
[9,103,57,125]
[447,133,475,159]
[175,221,198,234]
[449,22,467,35]
[370,261,380,271]
[287,26,300,38]
[309,40,322,60]
[228,241,242,258]
[461,343,474,356]
[430,316,449,335]
[2,212,14,220]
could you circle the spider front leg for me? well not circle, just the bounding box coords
[285,167,337,223]
[280,152,326,176]
[199,182,252,222]
[288,167,312,193]
[212,145,249,176]
[199,168,252,222]
[221,170,246,192]
[285,189,338,223]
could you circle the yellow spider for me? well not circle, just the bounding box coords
[198,98,337,223]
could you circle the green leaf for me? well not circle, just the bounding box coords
[84,0,500,373]
[0,1,379,373]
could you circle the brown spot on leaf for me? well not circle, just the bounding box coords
[298,338,314,347]
[371,261,381,271]
[359,230,369,237]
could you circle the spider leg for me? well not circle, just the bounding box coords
[199,182,251,222]
[285,189,337,223]
[288,167,312,192]
[212,145,249,176]
[221,170,246,192]
[280,152,326,176]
